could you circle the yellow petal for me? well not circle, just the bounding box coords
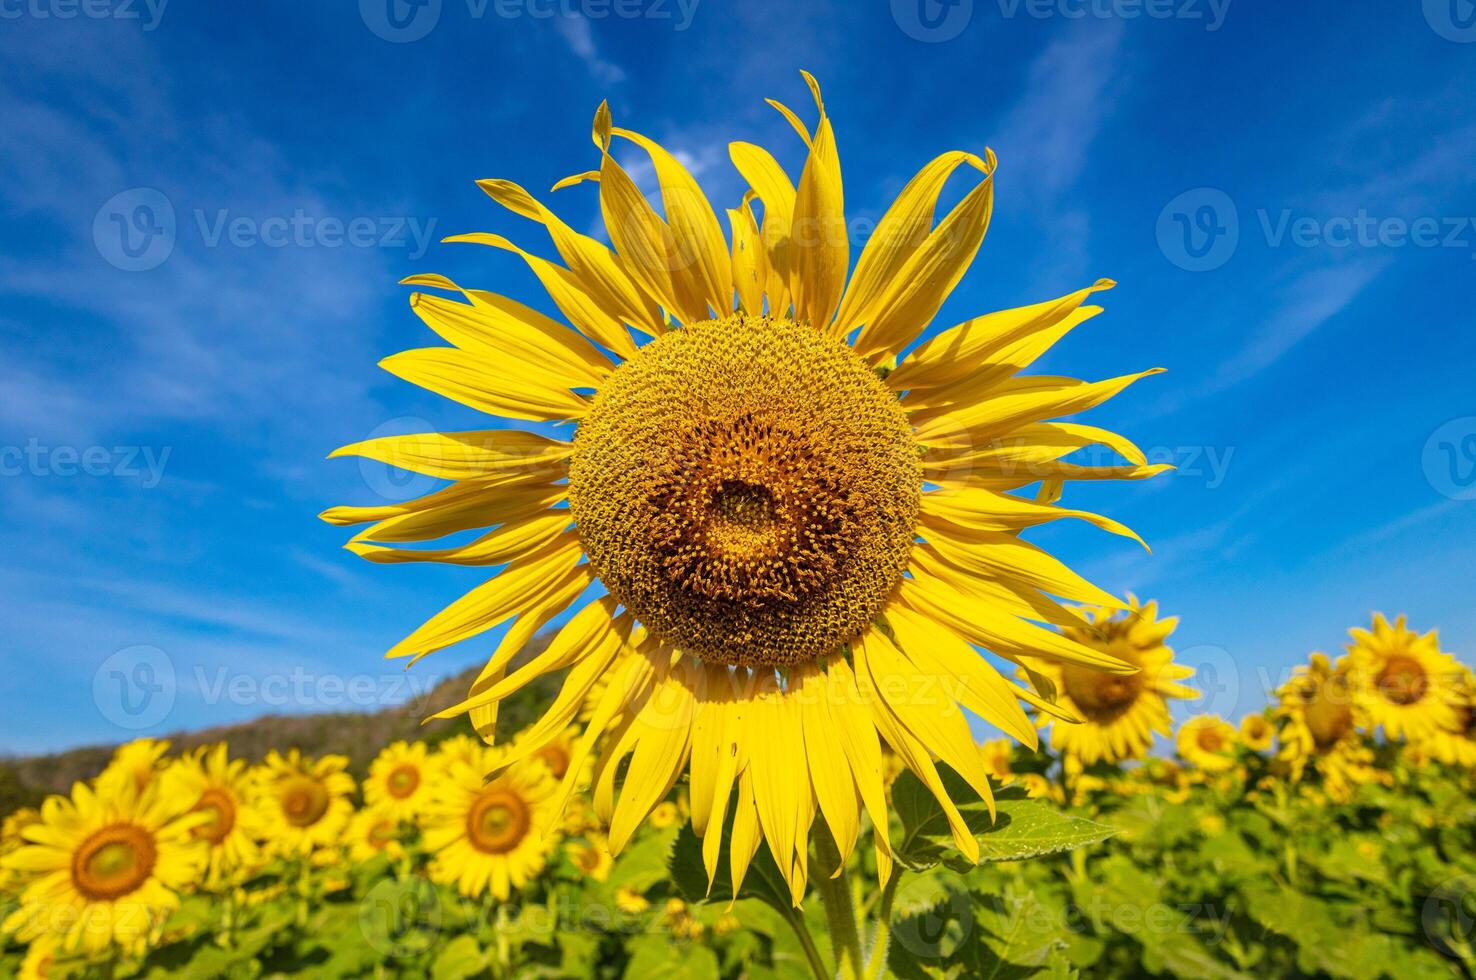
[475,179,664,336]
[406,286,611,388]
[328,429,571,482]
[788,106,846,328]
[379,347,588,422]
[913,369,1165,442]
[610,127,733,318]
[836,151,990,340]
[889,279,1116,392]
[442,232,638,358]
[346,510,570,566]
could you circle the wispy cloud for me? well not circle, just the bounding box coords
[553,15,627,86]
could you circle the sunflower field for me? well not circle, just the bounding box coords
[3,608,1475,978]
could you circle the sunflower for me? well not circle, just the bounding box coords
[345,806,407,864]
[159,744,266,885]
[363,741,435,823]
[564,833,614,882]
[324,74,1167,902]
[1239,714,1275,753]
[1345,614,1468,743]
[1413,668,1476,767]
[96,738,170,797]
[254,750,355,856]
[1275,652,1381,801]
[1,779,206,955]
[1028,599,1196,769]
[431,734,484,769]
[1177,715,1237,773]
[422,750,558,900]
[18,935,66,980]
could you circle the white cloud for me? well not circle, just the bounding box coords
[553,15,627,86]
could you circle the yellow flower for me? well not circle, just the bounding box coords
[564,834,614,882]
[159,744,267,886]
[96,738,170,797]
[1196,812,1225,836]
[345,806,406,864]
[648,801,681,829]
[979,739,1014,781]
[422,750,557,900]
[1238,714,1275,753]
[364,741,435,823]
[1018,773,1063,804]
[325,73,1167,903]
[614,886,649,915]
[1346,614,1468,743]
[1177,715,1237,773]
[431,734,483,770]
[18,934,63,980]
[1030,599,1196,768]
[254,750,355,857]
[1275,653,1381,802]
[1,779,206,955]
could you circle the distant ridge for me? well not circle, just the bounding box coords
[0,634,560,813]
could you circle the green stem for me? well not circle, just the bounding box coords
[788,911,832,980]
[814,828,865,980]
[863,871,903,980]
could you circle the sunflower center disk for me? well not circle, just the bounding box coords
[570,315,921,667]
[73,823,157,901]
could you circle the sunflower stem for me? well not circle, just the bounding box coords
[788,911,832,980]
[814,826,865,980]
[863,870,902,980]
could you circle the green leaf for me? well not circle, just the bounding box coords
[893,768,1116,871]
[668,820,795,913]
[432,934,487,980]
[622,934,720,979]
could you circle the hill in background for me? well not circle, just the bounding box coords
[0,636,560,816]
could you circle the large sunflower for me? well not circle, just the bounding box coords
[422,749,558,900]
[96,738,170,797]
[159,743,267,885]
[1027,599,1195,769]
[0,780,206,955]
[1345,613,1468,743]
[325,75,1166,901]
[254,750,355,856]
[1275,652,1380,802]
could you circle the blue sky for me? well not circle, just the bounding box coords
[2,0,1474,754]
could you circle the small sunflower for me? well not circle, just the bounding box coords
[1177,715,1237,773]
[422,751,557,900]
[159,744,266,886]
[565,834,614,882]
[96,738,170,797]
[18,935,65,980]
[254,750,355,856]
[979,739,1014,782]
[1238,714,1275,753]
[325,74,1168,901]
[1345,614,1468,742]
[1029,599,1196,768]
[345,806,407,864]
[364,741,435,823]
[431,734,484,769]
[1275,652,1380,801]
[1,780,206,955]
